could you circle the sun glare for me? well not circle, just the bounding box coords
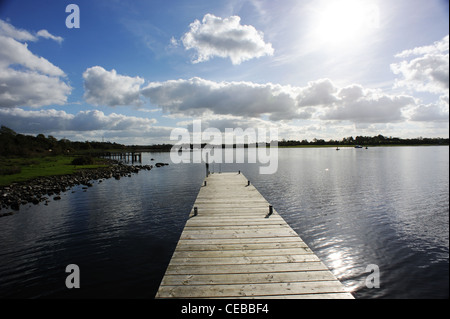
[314,0,379,46]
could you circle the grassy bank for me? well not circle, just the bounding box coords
[0,155,109,187]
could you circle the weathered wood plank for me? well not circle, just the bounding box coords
[181,227,295,235]
[183,225,291,231]
[168,254,321,266]
[187,218,276,222]
[172,247,313,258]
[160,270,338,285]
[176,236,306,245]
[164,261,331,275]
[203,293,355,299]
[156,281,350,298]
[175,241,310,251]
[180,232,300,240]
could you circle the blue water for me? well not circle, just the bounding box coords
[0,146,448,298]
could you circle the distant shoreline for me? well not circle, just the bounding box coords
[276,144,449,148]
[132,143,450,151]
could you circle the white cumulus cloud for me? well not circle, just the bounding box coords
[181,13,274,64]
[409,95,449,122]
[0,35,64,76]
[294,80,416,123]
[322,86,415,123]
[83,66,145,107]
[0,20,70,108]
[0,19,38,41]
[297,79,339,107]
[391,35,449,95]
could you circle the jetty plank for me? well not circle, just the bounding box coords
[157,281,352,298]
[164,261,332,275]
[156,172,354,299]
[160,270,338,286]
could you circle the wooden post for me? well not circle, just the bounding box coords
[205,153,210,178]
[194,207,198,217]
[265,205,273,218]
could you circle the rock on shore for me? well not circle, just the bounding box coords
[0,163,153,215]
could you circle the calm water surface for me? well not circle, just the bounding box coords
[0,146,448,298]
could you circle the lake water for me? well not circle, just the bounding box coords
[0,146,448,299]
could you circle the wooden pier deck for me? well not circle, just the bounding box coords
[156,172,354,299]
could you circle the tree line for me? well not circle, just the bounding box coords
[0,126,171,157]
[0,126,448,157]
[278,134,449,147]
[0,126,127,156]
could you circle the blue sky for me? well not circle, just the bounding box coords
[0,0,448,144]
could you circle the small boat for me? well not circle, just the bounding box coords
[336,147,340,150]
[355,145,363,148]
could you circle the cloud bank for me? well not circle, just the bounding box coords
[0,108,161,136]
[141,77,416,124]
[84,67,418,124]
[141,77,299,120]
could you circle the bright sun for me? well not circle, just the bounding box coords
[314,0,379,46]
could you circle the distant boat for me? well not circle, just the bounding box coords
[365,146,368,149]
[336,147,340,150]
[355,145,363,148]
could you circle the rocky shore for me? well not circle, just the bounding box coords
[0,163,155,216]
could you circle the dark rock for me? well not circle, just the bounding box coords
[0,212,14,218]
[11,202,20,211]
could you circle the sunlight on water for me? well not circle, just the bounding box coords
[244,146,449,298]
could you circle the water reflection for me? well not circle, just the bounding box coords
[244,146,449,298]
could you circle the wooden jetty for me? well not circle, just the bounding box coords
[156,172,354,299]
[103,151,142,163]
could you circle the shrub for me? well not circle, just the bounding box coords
[71,156,95,166]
